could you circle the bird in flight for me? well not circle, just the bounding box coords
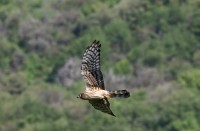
[77,40,130,116]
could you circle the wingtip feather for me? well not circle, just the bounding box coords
[92,40,100,46]
[108,110,116,117]
[111,113,116,117]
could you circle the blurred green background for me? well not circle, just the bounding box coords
[0,0,200,131]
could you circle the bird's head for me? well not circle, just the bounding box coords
[77,93,89,100]
[77,93,82,98]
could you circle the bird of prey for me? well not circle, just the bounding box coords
[77,40,130,116]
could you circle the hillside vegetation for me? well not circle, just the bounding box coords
[0,0,200,131]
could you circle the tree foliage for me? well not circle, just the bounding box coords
[0,0,200,130]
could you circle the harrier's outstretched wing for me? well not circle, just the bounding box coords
[81,40,105,90]
[89,98,115,116]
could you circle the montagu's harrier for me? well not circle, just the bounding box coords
[77,40,130,116]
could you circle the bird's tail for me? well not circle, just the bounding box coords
[109,90,130,98]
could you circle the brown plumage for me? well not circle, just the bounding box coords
[77,40,130,117]
[109,90,130,98]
